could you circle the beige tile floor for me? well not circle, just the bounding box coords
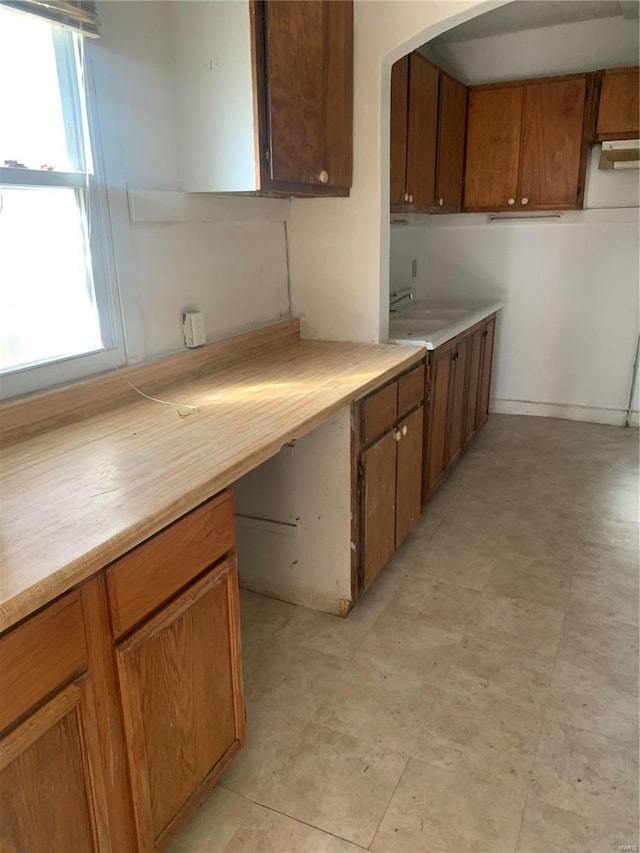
[169,415,639,853]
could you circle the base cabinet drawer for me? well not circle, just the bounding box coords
[114,557,245,851]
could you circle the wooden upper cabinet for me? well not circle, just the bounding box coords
[435,73,468,212]
[464,85,524,210]
[596,66,640,141]
[465,74,593,211]
[390,56,409,205]
[175,0,353,196]
[520,76,588,208]
[263,0,353,192]
[406,53,439,206]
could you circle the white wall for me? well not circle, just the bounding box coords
[92,1,290,360]
[424,15,639,83]
[423,209,639,425]
[287,0,500,344]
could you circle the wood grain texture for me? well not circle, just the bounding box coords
[115,560,244,849]
[435,73,467,212]
[463,327,484,448]
[596,66,640,140]
[520,76,587,208]
[263,0,353,191]
[395,405,423,547]
[363,381,398,445]
[398,363,425,417]
[80,575,138,852]
[477,316,496,430]
[390,56,409,205]
[362,430,397,591]
[106,491,235,638]
[0,680,110,853]
[0,591,86,732]
[464,85,524,210]
[425,341,454,499]
[447,335,470,469]
[0,320,301,447]
[406,53,439,206]
[0,333,424,633]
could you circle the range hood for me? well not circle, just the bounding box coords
[599,139,640,170]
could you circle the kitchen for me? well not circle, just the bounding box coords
[0,1,638,852]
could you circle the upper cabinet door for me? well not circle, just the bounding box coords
[596,66,640,141]
[464,85,524,210]
[264,0,353,191]
[435,73,467,212]
[520,76,588,208]
[390,56,409,205]
[405,53,439,207]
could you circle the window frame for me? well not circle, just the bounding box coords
[0,15,127,400]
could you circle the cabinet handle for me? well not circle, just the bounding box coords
[452,352,459,361]
[394,430,402,442]
[482,330,489,338]
[402,425,408,436]
[319,170,329,184]
[521,197,529,205]
[439,198,444,206]
[507,198,515,205]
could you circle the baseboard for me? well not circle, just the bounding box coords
[491,398,639,428]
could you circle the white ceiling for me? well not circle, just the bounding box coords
[433,0,639,45]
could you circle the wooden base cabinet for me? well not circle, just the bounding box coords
[115,558,245,851]
[0,489,245,853]
[356,363,425,593]
[0,591,111,853]
[424,314,497,502]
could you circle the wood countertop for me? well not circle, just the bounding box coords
[0,321,424,632]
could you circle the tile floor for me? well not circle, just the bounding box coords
[169,415,639,853]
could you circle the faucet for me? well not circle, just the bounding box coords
[390,287,415,312]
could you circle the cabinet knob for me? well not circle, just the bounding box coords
[408,194,414,204]
[319,170,329,184]
[404,192,409,202]
[394,430,402,442]
[482,330,488,339]
[439,198,444,206]
[521,197,529,205]
[452,351,459,361]
[402,425,408,436]
[507,198,515,206]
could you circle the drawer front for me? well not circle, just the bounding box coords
[362,382,398,445]
[107,490,236,639]
[0,590,87,732]
[398,364,425,417]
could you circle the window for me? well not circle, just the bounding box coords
[0,5,123,398]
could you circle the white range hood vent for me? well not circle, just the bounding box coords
[599,140,640,171]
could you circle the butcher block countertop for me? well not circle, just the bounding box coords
[0,320,424,632]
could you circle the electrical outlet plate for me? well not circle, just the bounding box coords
[182,312,206,347]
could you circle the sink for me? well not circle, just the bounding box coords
[389,317,451,337]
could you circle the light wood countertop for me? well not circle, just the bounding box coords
[0,321,424,632]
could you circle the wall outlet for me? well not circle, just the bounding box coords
[182,311,206,348]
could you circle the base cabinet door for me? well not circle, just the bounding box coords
[0,680,109,853]
[477,317,496,430]
[396,405,424,546]
[425,344,453,498]
[446,335,470,468]
[463,327,484,448]
[115,558,245,852]
[362,429,397,590]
